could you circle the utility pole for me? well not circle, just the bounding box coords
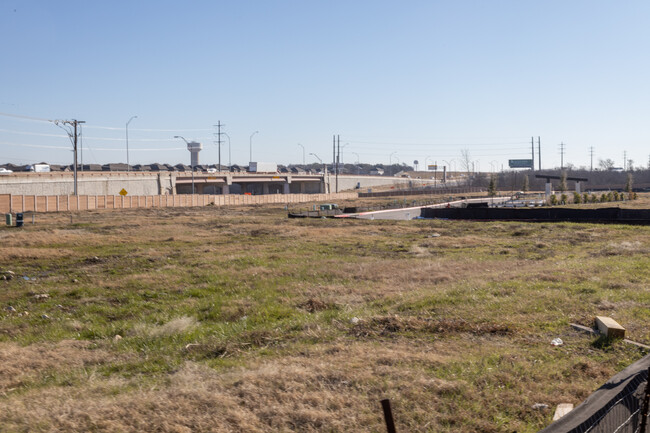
[538,136,541,171]
[213,121,224,171]
[55,119,85,195]
[589,146,594,172]
[623,150,627,171]
[559,142,565,170]
[73,121,79,194]
[529,136,534,171]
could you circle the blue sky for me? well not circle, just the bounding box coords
[1,0,649,170]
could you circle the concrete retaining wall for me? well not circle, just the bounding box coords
[336,175,438,191]
[0,192,358,214]
[0,172,172,196]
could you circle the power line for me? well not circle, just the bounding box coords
[0,111,212,132]
[85,125,213,132]
[344,139,529,147]
[0,111,53,123]
[0,140,70,150]
[0,128,210,142]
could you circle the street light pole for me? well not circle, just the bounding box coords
[174,135,194,194]
[341,143,349,167]
[309,152,326,191]
[249,131,258,163]
[126,116,137,171]
[389,151,397,176]
[297,143,305,165]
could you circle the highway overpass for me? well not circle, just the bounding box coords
[0,172,440,196]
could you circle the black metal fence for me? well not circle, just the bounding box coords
[540,355,649,433]
[420,207,650,225]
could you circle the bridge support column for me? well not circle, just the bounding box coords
[263,183,269,194]
[222,184,229,195]
[545,182,553,197]
[283,182,290,194]
[575,181,581,194]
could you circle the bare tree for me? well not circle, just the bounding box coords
[458,149,472,185]
[598,158,615,171]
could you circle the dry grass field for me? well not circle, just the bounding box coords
[0,196,649,432]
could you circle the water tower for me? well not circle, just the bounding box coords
[187,141,202,167]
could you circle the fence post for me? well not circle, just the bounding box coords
[640,367,650,433]
[380,399,397,433]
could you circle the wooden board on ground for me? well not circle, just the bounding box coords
[595,316,625,339]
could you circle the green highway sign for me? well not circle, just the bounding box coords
[508,159,533,168]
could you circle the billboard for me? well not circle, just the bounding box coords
[508,159,533,168]
[427,165,438,170]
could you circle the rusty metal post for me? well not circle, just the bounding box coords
[640,367,650,433]
[381,399,397,433]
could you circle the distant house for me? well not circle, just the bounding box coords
[291,166,307,174]
[174,164,191,172]
[6,164,28,172]
[102,163,130,171]
[230,164,244,172]
[82,164,103,171]
[369,168,385,176]
[149,163,168,171]
[279,167,289,173]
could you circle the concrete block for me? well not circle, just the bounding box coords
[553,403,574,421]
[595,316,625,339]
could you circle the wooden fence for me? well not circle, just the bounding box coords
[0,193,358,214]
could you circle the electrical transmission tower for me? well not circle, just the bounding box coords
[589,146,594,172]
[559,142,566,170]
